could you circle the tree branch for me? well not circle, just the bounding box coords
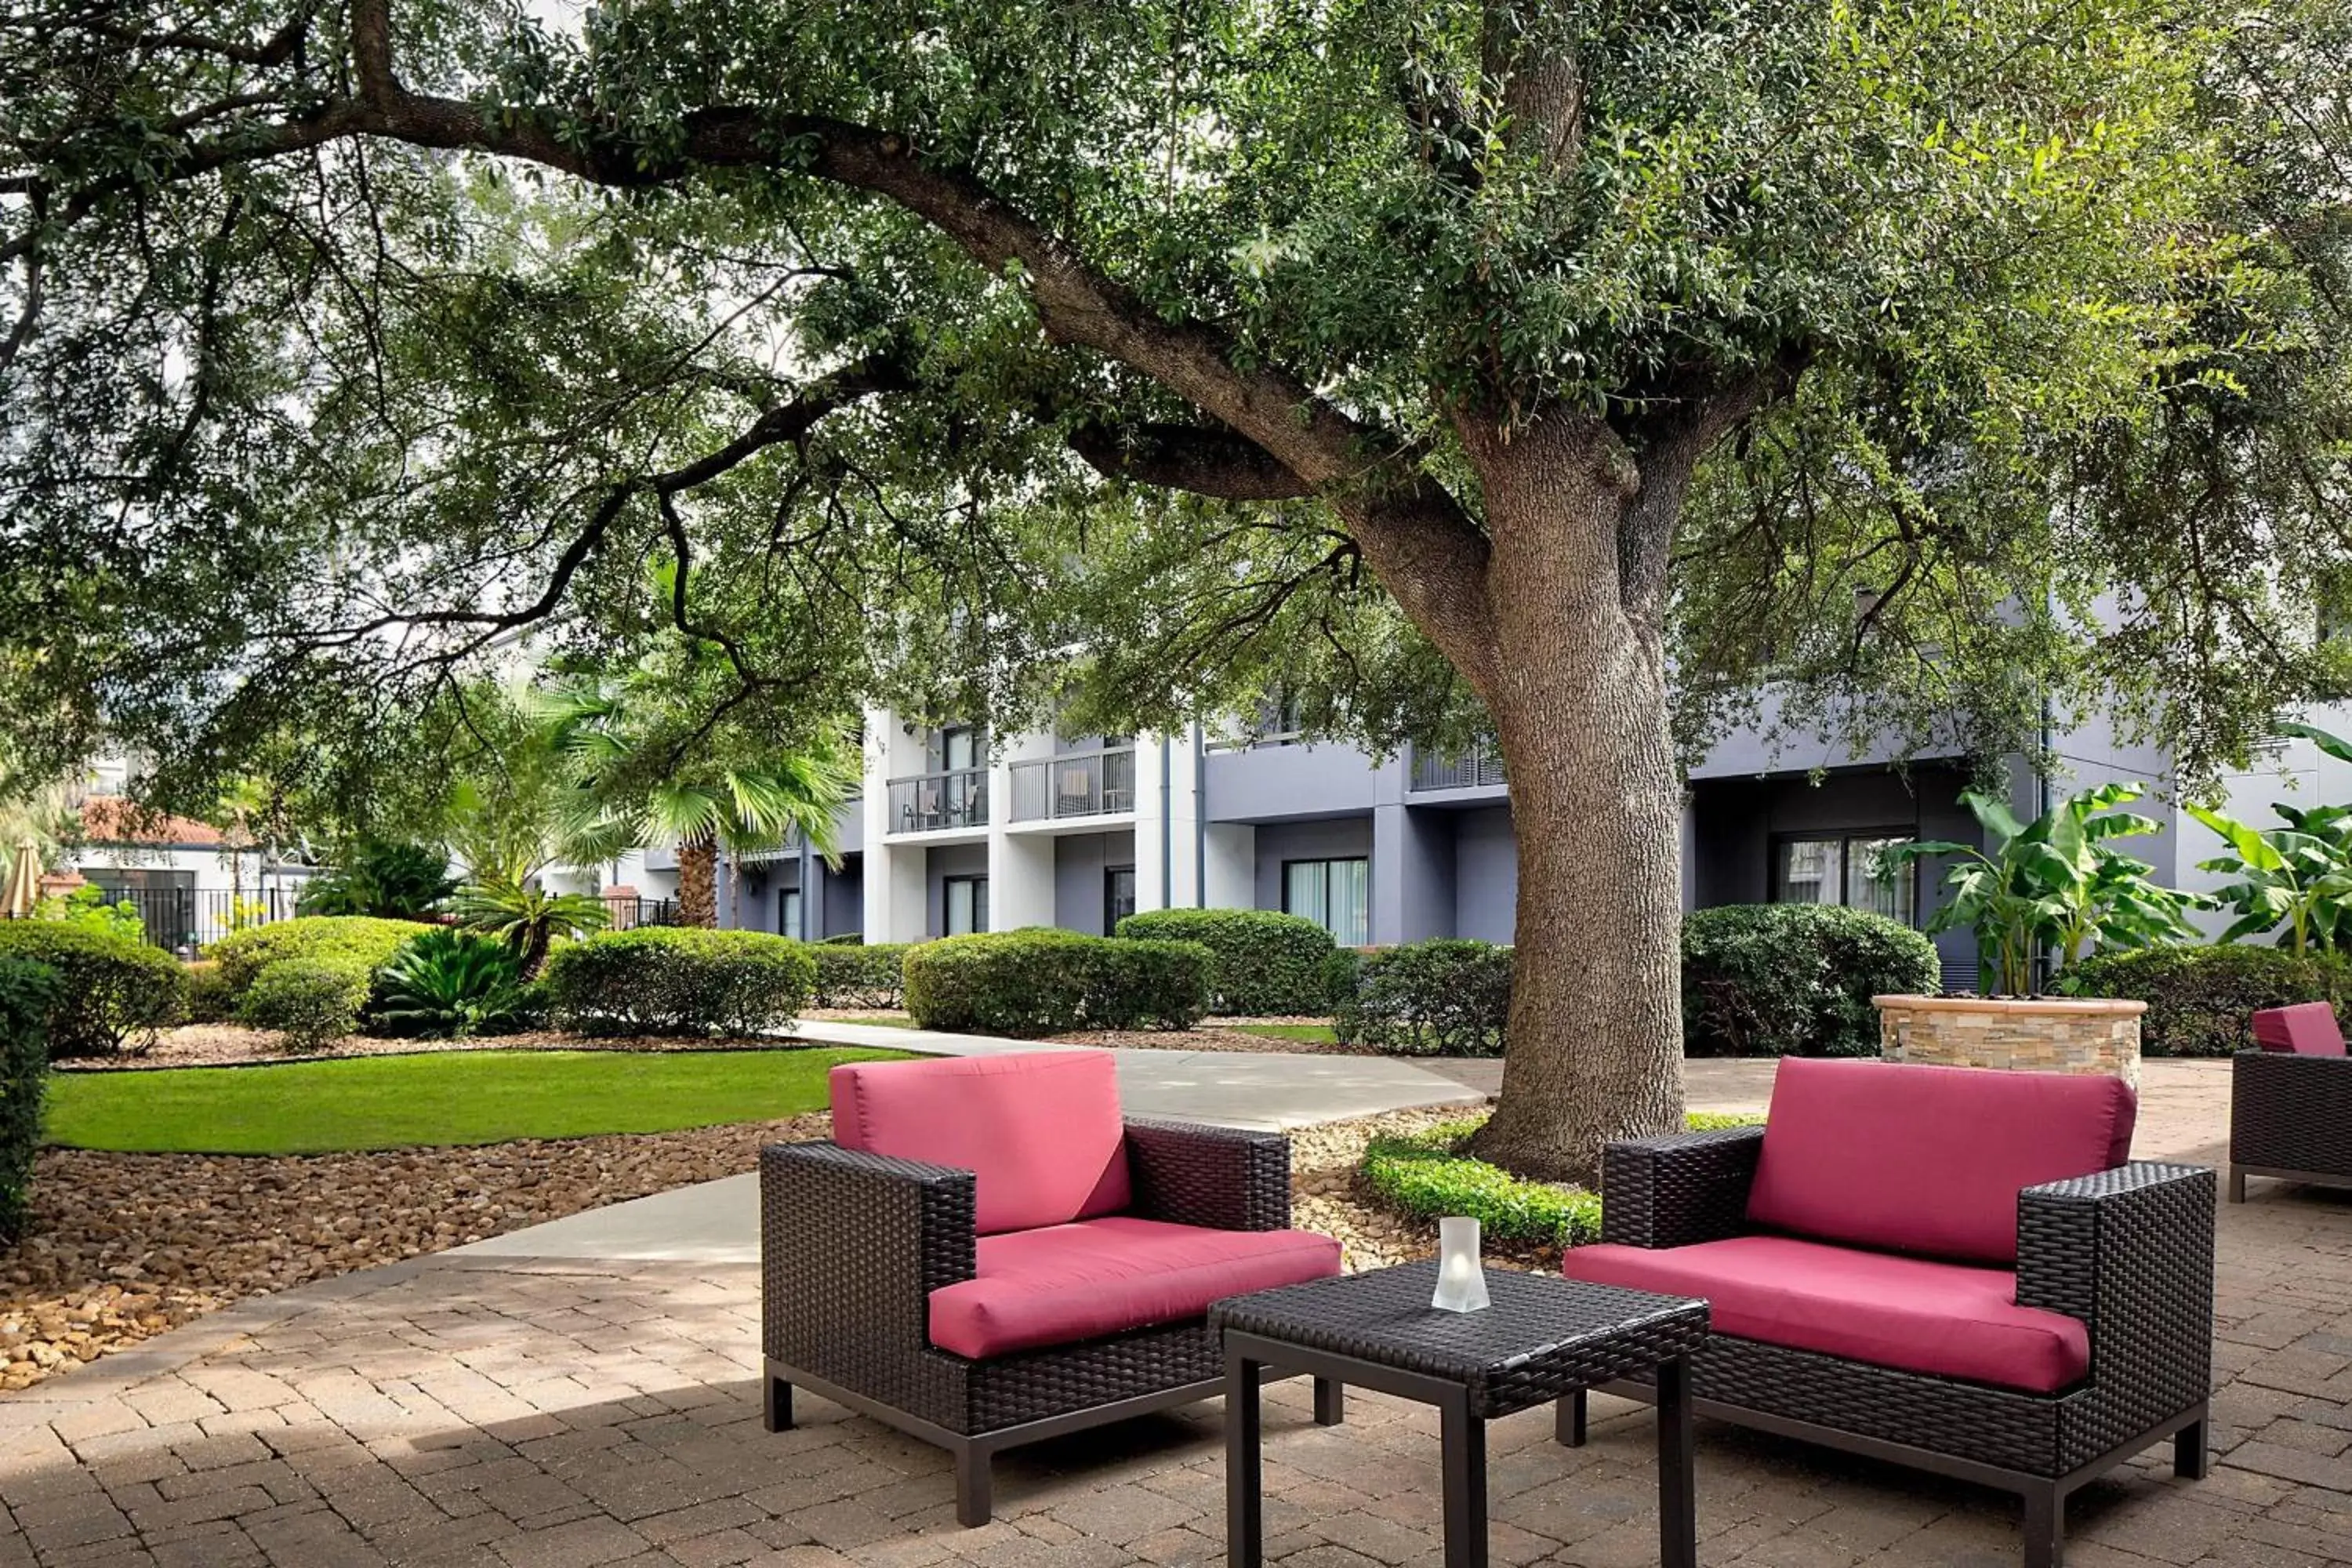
[1067,421,1312,499]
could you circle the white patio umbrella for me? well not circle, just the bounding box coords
[1,840,40,919]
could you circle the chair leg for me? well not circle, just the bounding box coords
[955,1441,993,1528]
[2228,1167,2246,1203]
[1314,1377,1345,1426]
[2023,1483,2063,1568]
[1555,1389,1587,1448]
[2174,1418,2209,1480]
[763,1372,793,1433]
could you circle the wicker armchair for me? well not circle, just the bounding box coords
[2230,1003,2352,1201]
[1563,1061,2214,1568]
[761,1051,1340,1526]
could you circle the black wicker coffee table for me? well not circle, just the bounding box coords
[1210,1262,1709,1568]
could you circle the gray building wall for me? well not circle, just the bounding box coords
[818,857,864,939]
[1452,807,1518,943]
[1051,829,1137,935]
[924,842,989,938]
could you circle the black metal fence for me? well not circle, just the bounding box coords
[602,896,681,930]
[82,885,296,954]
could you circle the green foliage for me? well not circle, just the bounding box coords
[809,942,913,1009]
[0,956,57,1243]
[1885,784,2201,994]
[2063,943,2352,1057]
[1682,905,1941,1058]
[1361,1112,1764,1250]
[2187,723,2352,955]
[0,921,185,1058]
[32,884,143,942]
[206,917,438,998]
[1320,947,1363,1011]
[542,927,816,1036]
[374,930,529,1039]
[1333,940,1513,1056]
[182,960,235,1024]
[1114,909,1334,1015]
[236,957,372,1053]
[446,879,608,978]
[296,840,456,920]
[902,931,1209,1036]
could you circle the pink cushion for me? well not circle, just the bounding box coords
[829,1051,1131,1234]
[928,1217,1342,1359]
[1563,1236,2089,1393]
[1745,1058,2135,1265]
[2250,1003,2347,1056]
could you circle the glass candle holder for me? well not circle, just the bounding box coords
[1430,1216,1490,1313]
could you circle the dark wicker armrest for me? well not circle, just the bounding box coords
[760,1140,977,1363]
[1123,1117,1292,1231]
[2016,1162,2212,1409]
[1599,1125,1765,1248]
[2232,1049,2352,1175]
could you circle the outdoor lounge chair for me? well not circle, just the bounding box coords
[2231,1001,2352,1201]
[1561,1057,2213,1568]
[760,1049,1342,1525]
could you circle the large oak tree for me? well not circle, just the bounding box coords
[3,0,2347,1176]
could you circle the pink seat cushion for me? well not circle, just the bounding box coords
[1746,1058,2135,1265]
[929,1217,1342,1359]
[1563,1236,2089,1393]
[2250,1003,2347,1056]
[830,1051,1131,1234]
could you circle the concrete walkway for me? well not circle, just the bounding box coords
[455,1026,1488,1265]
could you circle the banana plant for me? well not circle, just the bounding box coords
[1882,782,2203,995]
[2187,720,2352,955]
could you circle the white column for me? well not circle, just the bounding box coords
[1203,823,1257,910]
[989,830,1056,930]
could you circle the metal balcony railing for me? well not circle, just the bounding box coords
[1408,744,1507,792]
[886,767,989,833]
[1010,747,1138,822]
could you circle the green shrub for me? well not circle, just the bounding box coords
[1333,939,1512,1055]
[1681,904,1941,1058]
[811,942,915,1009]
[205,916,437,997]
[237,956,372,1052]
[1360,1111,1766,1251]
[374,930,528,1039]
[2064,943,2352,1057]
[543,927,817,1036]
[296,839,456,919]
[0,921,186,1057]
[1320,946,1364,1010]
[183,960,236,1023]
[817,933,864,946]
[903,930,1210,1036]
[0,956,58,1243]
[1114,909,1334,1014]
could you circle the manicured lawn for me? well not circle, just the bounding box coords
[44,1047,911,1156]
[1230,1022,1338,1044]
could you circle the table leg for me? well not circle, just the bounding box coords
[1439,1389,1488,1568]
[1555,1388,1586,1447]
[1314,1377,1345,1426]
[1657,1356,1696,1568]
[1226,1349,1263,1568]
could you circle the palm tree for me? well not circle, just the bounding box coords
[538,679,859,929]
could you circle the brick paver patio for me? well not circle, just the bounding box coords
[2,1060,2346,1568]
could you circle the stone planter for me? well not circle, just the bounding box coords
[1873,994,2145,1087]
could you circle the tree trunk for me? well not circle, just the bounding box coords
[1457,413,1688,1184]
[677,837,718,928]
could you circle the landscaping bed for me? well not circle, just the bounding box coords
[0,1111,828,1394]
[61,1022,849,1071]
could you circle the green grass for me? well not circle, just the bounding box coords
[1227,1022,1338,1044]
[43,1047,911,1156]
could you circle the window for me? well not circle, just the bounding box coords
[779,887,803,940]
[941,725,984,773]
[945,874,989,935]
[1105,866,1137,931]
[1773,833,1916,926]
[1284,858,1370,946]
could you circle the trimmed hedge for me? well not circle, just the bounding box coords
[1361,1111,1763,1250]
[0,956,57,1242]
[206,916,437,998]
[183,960,235,1024]
[903,931,1210,1036]
[543,927,816,1036]
[1114,909,1334,1015]
[238,957,372,1052]
[0,921,186,1057]
[2065,943,2352,1057]
[811,942,914,1009]
[1682,904,1941,1058]
[1333,938,1512,1055]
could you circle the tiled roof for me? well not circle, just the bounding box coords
[74,796,229,848]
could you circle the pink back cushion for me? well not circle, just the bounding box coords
[830,1050,1131,1234]
[1745,1058,2136,1265]
[2250,1002,2347,1057]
